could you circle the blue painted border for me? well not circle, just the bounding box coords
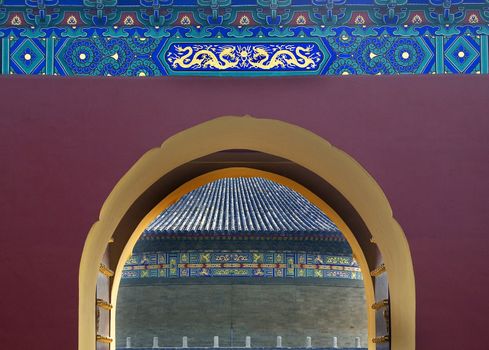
[0,25,487,76]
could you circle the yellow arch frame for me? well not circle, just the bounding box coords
[79,116,415,350]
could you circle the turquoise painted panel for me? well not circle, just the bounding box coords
[0,1,487,76]
[0,25,486,76]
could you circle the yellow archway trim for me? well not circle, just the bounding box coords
[110,168,375,349]
[80,116,415,350]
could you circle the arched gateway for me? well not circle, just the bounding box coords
[79,116,415,350]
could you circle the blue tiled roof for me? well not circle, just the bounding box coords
[143,177,344,241]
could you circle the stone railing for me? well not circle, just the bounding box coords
[118,335,365,350]
[117,348,367,350]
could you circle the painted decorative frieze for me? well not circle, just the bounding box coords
[122,251,363,280]
[0,1,487,76]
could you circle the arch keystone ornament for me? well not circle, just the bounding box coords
[79,116,415,350]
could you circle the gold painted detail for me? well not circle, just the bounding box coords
[372,335,390,344]
[96,298,113,310]
[371,299,389,310]
[168,45,318,71]
[96,335,113,344]
[67,15,77,25]
[171,46,239,69]
[248,47,315,69]
[370,263,386,277]
[99,263,114,277]
[11,15,22,26]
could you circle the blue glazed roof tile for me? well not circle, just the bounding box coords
[144,177,344,241]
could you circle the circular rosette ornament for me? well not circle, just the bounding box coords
[93,39,134,76]
[63,40,102,75]
[355,37,395,75]
[387,38,425,74]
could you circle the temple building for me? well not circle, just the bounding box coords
[117,177,366,348]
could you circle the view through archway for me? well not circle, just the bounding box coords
[83,117,414,350]
[116,177,368,349]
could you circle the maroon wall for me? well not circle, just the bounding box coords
[1,75,488,349]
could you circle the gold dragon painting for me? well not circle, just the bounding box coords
[167,43,321,70]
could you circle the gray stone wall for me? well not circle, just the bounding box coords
[116,282,367,349]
